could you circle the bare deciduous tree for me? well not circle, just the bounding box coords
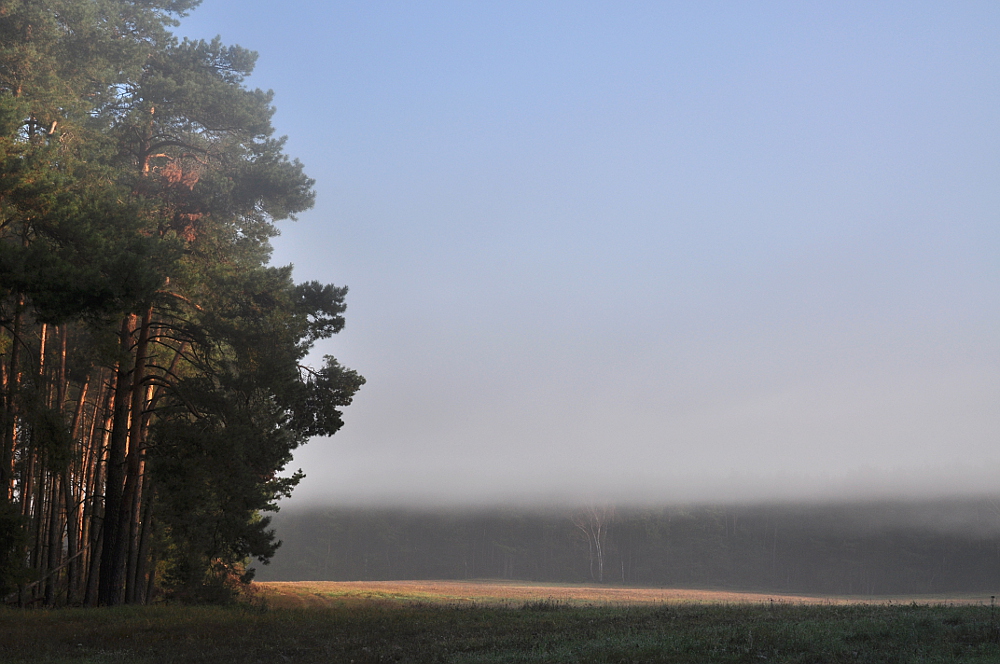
[572,505,615,583]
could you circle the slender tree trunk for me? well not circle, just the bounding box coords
[594,522,605,583]
[98,316,136,606]
[83,382,112,606]
[30,460,45,568]
[586,531,594,580]
[121,308,151,604]
[84,520,103,607]
[62,469,79,604]
[132,485,154,604]
[1,295,23,501]
[31,323,51,599]
[56,327,66,411]
[44,474,62,605]
[61,375,89,604]
[20,439,34,518]
[144,549,157,604]
[79,374,106,569]
[100,308,153,606]
[124,454,148,604]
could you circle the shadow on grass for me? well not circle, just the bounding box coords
[2,598,1000,663]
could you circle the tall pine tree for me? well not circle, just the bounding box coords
[0,0,362,605]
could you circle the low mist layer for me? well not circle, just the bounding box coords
[259,498,1000,596]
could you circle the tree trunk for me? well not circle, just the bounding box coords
[84,378,113,605]
[98,316,136,606]
[99,308,152,606]
[1,295,24,501]
[44,474,62,605]
[62,469,80,604]
[132,489,154,604]
[62,375,90,604]
[121,308,152,604]
[3,296,24,503]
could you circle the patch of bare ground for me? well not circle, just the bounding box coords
[256,580,992,608]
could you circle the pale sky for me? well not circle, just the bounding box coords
[179,1,999,506]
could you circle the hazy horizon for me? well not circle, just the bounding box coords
[179,2,999,508]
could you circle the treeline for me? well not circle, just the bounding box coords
[263,500,1000,596]
[0,1,362,606]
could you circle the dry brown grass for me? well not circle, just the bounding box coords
[257,579,993,609]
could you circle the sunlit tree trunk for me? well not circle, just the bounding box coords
[98,316,136,606]
[121,308,152,604]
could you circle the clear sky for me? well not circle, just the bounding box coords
[178,1,999,506]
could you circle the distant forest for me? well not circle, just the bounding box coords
[261,499,1000,596]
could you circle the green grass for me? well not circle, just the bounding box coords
[2,600,999,663]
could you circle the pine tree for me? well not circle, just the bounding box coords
[0,0,362,606]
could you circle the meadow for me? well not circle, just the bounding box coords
[2,581,999,663]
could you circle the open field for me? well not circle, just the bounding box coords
[3,581,1000,663]
[259,579,995,608]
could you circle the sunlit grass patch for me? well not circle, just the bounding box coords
[259,579,880,608]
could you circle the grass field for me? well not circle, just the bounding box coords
[258,579,994,608]
[2,581,999,663]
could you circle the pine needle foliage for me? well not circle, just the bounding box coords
[0,0,363,605]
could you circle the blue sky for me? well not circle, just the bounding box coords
[179,1,999,505]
